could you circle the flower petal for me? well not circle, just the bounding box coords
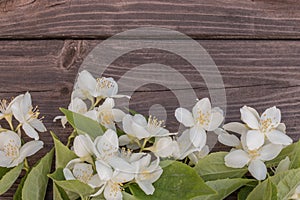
[29,119,47,132]
[77,70,97,95]
[131,121,150,140]
[95,160,113,181]
[136,180,155,195]
[0,151,13,167]
[266,130,292,146]
[223,122,248,135]
[132,114,148,127]
[217,131,241,147]
[73,135,94,158]
[102,98,115,109]
[151,137,174,158]
[175,108,194,127]
[88,174,104,188]
[246,130,264,150]
[63,168,76,180]
[240,106,260,129]
[112,109,125,122]
[122,114,134,134]
[248,159,267,180]
[225,150,250,168]
[190,126,207,149]
[259,143,283,161]
[19,140,43,158]
[261,106,281,128]
[22,123,39,140]
[207,107,224,131]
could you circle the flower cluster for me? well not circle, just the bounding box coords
[0,92,45,168]
[217,106,293,180]
[55,70,226,200]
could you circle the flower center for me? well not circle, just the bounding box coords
[27,106,41,120]
[99,111,114,125]
[248,149,260,159]
[148,115,164,131]
[108,181,121,198]
[4,140,19,159]
[96,78,114,90]
[260,118,273,133]
[197,110,210,126]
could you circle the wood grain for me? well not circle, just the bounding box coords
[0,39,299,199]
[0,0,300,39]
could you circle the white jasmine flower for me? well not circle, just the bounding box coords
[73,134,96,158]
[63,158,100,186]
[225,143,283,180]
[240,106,292,150]
[290,185,300,199]
[175,98,224,149]
[94,129,119,161]
[53,97,88,128]
[131,154,163,195]
[0,131,43,168]
[92,160,135,200]
[73,70,127,101]
[97,98,125,130]
[11,92,46,140]
[122,114,171,141]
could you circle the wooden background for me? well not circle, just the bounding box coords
[1,0,300,199]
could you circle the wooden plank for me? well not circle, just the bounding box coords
[0,0,300,39]
[0,39,299,199]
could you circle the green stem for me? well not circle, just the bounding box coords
[139,138,149,152]
[66,130,77,147]
[89,97,102,110]
[23,159,30,172]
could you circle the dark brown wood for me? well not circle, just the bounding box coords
[0,39,299,199]
[0,0,300,39]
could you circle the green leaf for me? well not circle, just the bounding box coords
[53,183,70,200]
[0,167,10,179]
[122,192,137,200]
[238,186,255,200]
[130,161,216,200]
[60,108,104,139]
[49,168,95,198]
[246,179,277,200]
[0,163,23,195]
[273,169,300,199]
[51,131,77,168]
[13,171,28,200]
[22,149,54,200]
[193,178,253,200]
[194,152,248,181]
[289,141,300,169]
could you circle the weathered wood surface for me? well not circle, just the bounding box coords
[0,0,300,199]
[0,0,300,39]
[0,39,299,199]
